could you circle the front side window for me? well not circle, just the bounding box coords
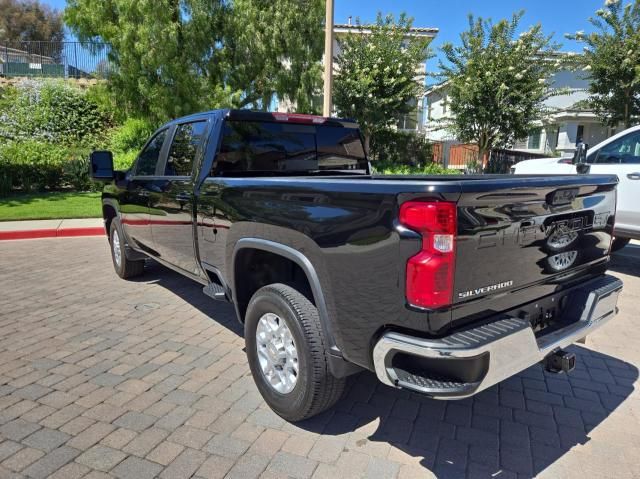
[214,121,367,175]
[165,121,208,176]
[135,129,168,176]
[594,131,640,164]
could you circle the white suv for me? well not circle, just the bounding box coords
[513,125,640,250]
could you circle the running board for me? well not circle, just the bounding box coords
[203,283,228,301]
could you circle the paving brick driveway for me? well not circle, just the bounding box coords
[0,237,639,479]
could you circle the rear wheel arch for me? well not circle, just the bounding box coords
[231,239,336,350]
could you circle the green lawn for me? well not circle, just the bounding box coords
[0,192,102,221]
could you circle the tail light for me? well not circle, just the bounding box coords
[400,201,457,309]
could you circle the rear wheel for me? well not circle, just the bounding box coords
[244,283,345,421]
[109,219,145,279]
[611,237,630,253]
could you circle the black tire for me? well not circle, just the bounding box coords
[244,283,345,421]
[611,237,631,253]
[109,219,145,279]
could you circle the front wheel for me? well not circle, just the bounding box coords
[244,283,345,421]
[109,219,145,279]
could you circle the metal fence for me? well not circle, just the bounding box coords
[0,41,112,79]
[485,148,551,174]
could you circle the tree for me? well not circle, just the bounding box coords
[65,0,228,121]
[333,13,431,150]
[566,0,640,128]
[438,12,561,165]
[220,0,324,113]
[0,0,64,43]
[64,0,324,122]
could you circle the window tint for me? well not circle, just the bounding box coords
[165,121,207,176]
[136,129,168,176]
[593,131,640,164]
[214,120,367,175]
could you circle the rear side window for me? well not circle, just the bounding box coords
[165,121,208,176]
[214,120,367,175]
[135,129,168,176]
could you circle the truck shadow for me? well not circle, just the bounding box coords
[295,347,637,478]
[609,244,640,277]
[138,260,637,478]
[133,260,243,337]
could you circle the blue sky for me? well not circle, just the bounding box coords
[44,0,607,75]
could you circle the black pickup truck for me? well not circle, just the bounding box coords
[91,109,623,421]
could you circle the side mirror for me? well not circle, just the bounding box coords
[576,163,591,174]
[90,150,114,181]
[572,142,588,164]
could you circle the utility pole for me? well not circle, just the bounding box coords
[322,0,334,117]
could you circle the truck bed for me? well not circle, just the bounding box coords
[197,172,617,368]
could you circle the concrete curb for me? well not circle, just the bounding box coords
[0,218,105,241]
[0,226,105,241]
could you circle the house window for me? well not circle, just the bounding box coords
[442,95,448,114]
[528,128,542,150]
[577,124,585,143]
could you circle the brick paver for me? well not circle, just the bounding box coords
[0,237,639,478]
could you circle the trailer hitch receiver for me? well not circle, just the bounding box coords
[543,349,576,374]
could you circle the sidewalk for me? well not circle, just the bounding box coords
[0,218,104,240]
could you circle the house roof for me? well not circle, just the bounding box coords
[333,24,438,38]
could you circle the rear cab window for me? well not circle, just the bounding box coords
[165,121,208,176]
[213,120,368,176]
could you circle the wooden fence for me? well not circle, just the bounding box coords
[431,141,550,173]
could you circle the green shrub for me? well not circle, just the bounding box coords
[369,129,435,165]
[63,150,101,192]
[0,141,98,194]
[0,141,68,192]
[371,161,456,175]
[0,80,112,146]
[113,149,138,171]
[109,118,156,153]
[85,83,124,124]
[0,173,12,197]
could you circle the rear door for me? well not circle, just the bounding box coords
[121,128,169,253]
[151,120,209,275]
[588,130,640,237]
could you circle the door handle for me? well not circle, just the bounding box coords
[627,172,640,180]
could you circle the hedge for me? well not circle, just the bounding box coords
[0,141,94,195]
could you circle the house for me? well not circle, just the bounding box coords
[276,21,438,133]
[0,45,58,77]
[424,59,616,158]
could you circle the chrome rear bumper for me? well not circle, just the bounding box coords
[372,275,623,399]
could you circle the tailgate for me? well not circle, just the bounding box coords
[453,175,617,309]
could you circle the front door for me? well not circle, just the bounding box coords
[589,130,640,234]
[120,128,169,253]
[151,120,209,275]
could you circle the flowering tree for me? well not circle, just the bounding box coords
[333,13,431,150]
[566,0,640,128]
[438,11,561,164]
